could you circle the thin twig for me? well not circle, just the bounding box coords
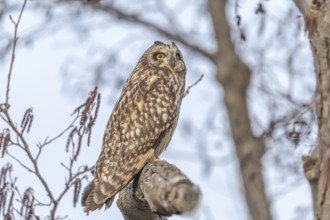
[35,116,78,161]
[5,0,28,107]
[1,2,101,218]
[0,112,8,122]
[55,166,94,209]
[60,163,70,171]
[6,152,34,173]
[3,110,56,204]
[184,74,204,98]
[2,0,57,207]
[260,102,314,138]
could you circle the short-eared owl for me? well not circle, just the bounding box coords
[82,41,186,212]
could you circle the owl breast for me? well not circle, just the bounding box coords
[116,69,185,158]
[151,70,185,156]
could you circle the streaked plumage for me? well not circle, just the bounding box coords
[81,41,186,212]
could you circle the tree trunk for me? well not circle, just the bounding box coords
[207,0,272,220]
[293,1,330,219]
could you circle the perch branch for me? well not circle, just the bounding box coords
[117,160,200,220]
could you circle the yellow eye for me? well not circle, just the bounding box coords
[155,53,165,60]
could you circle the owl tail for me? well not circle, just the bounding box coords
[81,180,114,212]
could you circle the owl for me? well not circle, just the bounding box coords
[81,41,186,212]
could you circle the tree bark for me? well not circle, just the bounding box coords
[207,1,272,220]
[293,1,330,219]
[117,160,201,220]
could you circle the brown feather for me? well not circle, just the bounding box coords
[81,41,186,212]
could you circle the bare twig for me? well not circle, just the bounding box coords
[51,87,100,217]
[55,165,94,209]
[3,109,56,204]
[5,0,28,107]
[35,116,78,161]
[6,152,34,173]
[260,102,314,139]
[183,74,204,98]
[2,0,56,208]
[1,3,60,217]
[2,85,100,218]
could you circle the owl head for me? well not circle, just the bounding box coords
[139,41,186,73]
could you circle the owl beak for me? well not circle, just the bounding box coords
[170,57,176,68]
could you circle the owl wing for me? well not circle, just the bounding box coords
[83,75,179,211]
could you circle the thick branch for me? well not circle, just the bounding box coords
[117,160,200,220]
[297,1,330,219]
[61,0,216,63]
[292,0,309,14]
[208,0,272,220]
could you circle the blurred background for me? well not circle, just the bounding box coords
[0,0,316,219]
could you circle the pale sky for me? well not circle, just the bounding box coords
[1,1,314,219]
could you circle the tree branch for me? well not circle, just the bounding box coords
[3,110,56,204]
[35,116,78,161]
[296,1,330,219]
[6,151,34,173]
[183,74,204,98]
[62,0,216,63]
[292,0,309,14]
[208,0,272,220]
[117,160,200,220]
[55,165,94,210]
[2,0,56,207]
[5,0,27,107]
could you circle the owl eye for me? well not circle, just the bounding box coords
[155,53,165,60]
